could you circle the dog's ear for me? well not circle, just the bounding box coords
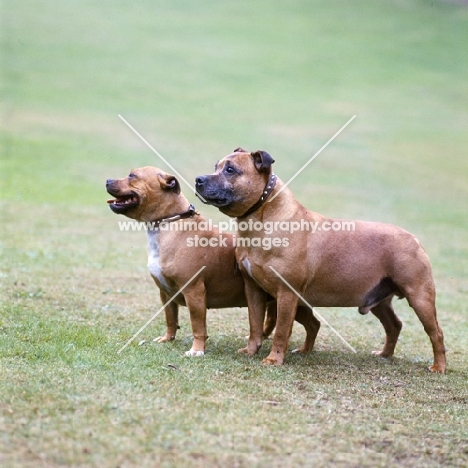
[158,173,181,195]
[251,151,275,173]
[233,147,248,153]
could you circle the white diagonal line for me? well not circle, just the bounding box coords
[268,115,356,202]
[118,114,207,203]
[117,266,206,354]
[269,266,357,353]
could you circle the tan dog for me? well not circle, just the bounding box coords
[195,149,446,373]
[106,166,318,356]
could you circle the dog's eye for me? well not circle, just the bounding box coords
[225,166,235,174]
[128,173,136,179]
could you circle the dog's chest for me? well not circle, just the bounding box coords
[146,231,170,289]
[241,257,253,277]
[239,252,263,281]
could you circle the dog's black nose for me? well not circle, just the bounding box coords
[106,179,114,187]
[195,176,206,187]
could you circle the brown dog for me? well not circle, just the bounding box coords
[106,166,318,356]
[195,149,446,373]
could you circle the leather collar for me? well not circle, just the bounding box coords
[150,204,197,228]
[237,174,277,219]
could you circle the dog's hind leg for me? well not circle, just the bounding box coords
[154,290,179,343]
[405,289,446,373]
[291,306,320,354]
[371,296,402,358]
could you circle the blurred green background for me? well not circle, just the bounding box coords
[3,0,466,211]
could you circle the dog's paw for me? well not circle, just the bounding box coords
[184,348,205,357]
[153,334,175,343]
[238,345,260,356]
[427,364,445,374]
[262,351,285,365]
[292,345,314,354]
[262,355,284,366]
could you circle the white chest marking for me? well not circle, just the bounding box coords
[147,231,170,288]
[241,257,253,278]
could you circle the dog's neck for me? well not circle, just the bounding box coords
[145,202,199,259]
[148,203,197,229]
[238,176,298,222]
[237,173,277,219]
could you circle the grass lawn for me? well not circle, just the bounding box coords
[1,1,467,467]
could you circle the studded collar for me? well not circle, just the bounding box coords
[237,174,277,219]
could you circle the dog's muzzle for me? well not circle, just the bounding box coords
[195,175,231,207]
[106,179,140,213]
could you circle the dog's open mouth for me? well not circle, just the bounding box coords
[107,193,139,212]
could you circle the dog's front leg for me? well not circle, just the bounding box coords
[238,276,267,356]
[184,282,208,357]
[263,289,299,365]
[154,290,179,343]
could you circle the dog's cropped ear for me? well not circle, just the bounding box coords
[158,173,181,195]
[251,151,275,173]
[233,147,248,153]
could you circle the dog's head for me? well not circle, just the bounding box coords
[106,166,182,222]
[195,148,274,218]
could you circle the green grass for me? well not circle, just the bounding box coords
[1,1,468,466]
